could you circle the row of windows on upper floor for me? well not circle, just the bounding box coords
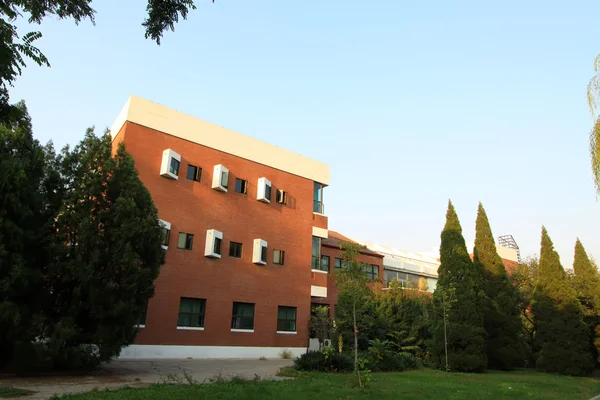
[159,221,284,265]
[310,237,379,280]
[314,256,379,281]
[160,149,326,213]
[137,298,297,333]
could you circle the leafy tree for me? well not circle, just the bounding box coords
[40,130,164,368]
[0,101,53,368]
[473,203,523,370]
[1,0,213,109]
[511,256,538,366]
[587,54,600,194]
[309,305,333,350]
[374,285,432,359]
[335,242,373,387]
[431,201,487,372]
[531,228,593,376]
[571,239,600,365]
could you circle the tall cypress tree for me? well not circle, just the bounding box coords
[473,203,523,369]
[432,201,487,372]
[42,130,164,368]
[531,228,593,376]
[0,102,54,369]
[571,239,600,365]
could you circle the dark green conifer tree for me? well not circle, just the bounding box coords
[473,203,523,369]
[531,228,593,376]
[42,130,164,368]
[431,201,487,372]
[0,102,50,368]
[571,239,600,365]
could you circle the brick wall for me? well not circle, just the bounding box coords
[114,122,323,349]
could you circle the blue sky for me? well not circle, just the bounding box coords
[9,0,600,267]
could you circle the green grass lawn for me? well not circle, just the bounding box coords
[51,369,600,400]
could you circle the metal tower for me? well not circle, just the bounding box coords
[498,234,520,263]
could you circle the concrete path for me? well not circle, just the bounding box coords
[0,358,294,400]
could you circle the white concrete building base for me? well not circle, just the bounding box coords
[118,345,307,360]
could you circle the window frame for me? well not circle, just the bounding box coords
[229,241,243,258]
[311,236,324,271]
[169,157,180,176]
[213,237,222,256]
[261,245,268,263]
[277,306,297,333]
[177,297,206,328]
[276,189,287,205]
[177,233,194,250]
[186,164,201,182]
[321,255,330,272]
[313,182,324,213]
[231,302,255,331]
[220,170,229,188]
[235,178,248,194]
[273,249,285,265]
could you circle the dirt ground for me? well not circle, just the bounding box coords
[0,358,294,399]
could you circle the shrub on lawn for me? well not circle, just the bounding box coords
[294,351,327,371]
[294,350,353,372]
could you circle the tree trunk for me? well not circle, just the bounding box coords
[353,300,361,387]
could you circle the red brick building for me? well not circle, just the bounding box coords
[311,231,384,314]
[110,96,331,359]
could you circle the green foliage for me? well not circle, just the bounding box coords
[531,228,594,376]
[38,130,164,368]
[1,102,163,370]
[473,203,523,370]
[431,201,487,373]
[335,242,374,387]
[511,256,539,366]
[374,286,432,359]
[308,305,332,350]
[0,102,54,369]
[571,239,600,365]
[293,351,353,373]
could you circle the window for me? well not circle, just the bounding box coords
[334,258,348,270]
[204,229,223,258]
[170,158,180,176]
[186,164,201,181]
[313,182,324,213]
[253,239,268,265]
[178,233,194,250]
[231,302,254,330]
[321,255,330,272]
[362,264,379,280]
[276,189,287,205]
[214,237,222,255]
[277,306,297,332]
[257,177,272,203]
[235,178,248,194]
[158,219,171,250]
[160,149,181,180]
[229,242,243,258]
[312,236,326,271]
[273,250,285,265]
[212,164,229,192]
[160,226,170,247]
[177,298,206,328]
[221,170,229,188]
[261,246,268,263]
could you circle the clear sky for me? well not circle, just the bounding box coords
[9,0,600,267]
